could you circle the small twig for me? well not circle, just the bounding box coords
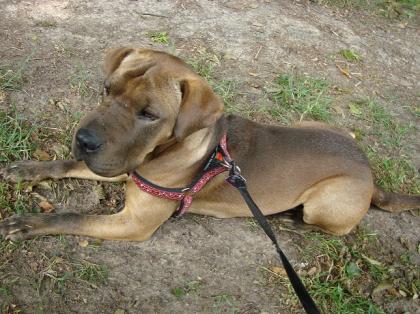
[336,63,351,78]
[277,225,305,236]
[330,29,340,37]
[325,260,334,282]
[254,45,263,60]
[137,12,169,18]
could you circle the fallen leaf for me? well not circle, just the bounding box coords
[30,133,39,141]
[270,266,287,276]
[78,240,89,247]
[307,266,318,276]
[361,253,382,266]
[39,200,54,212]
[0,89,6,102]
[36,180,52,190]
[387,288,400,297]
[114,309,125,314]
[372,282,393,295]
[399,290,407,297]
[336,64,351,78]
[31,192,47,202]
[33,149,50,161]
[52,143,70,158]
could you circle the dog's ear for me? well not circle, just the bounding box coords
[103,47,134,76]
[174,79,224,141]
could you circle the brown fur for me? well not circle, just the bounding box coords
[1,48,419,241]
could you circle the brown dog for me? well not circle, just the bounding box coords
[0,48,419,241]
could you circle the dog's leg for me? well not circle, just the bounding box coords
[0,203,172,241]
[301,176,373,235]
[0,160,127,182]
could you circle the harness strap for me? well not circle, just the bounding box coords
[131,135,230,215]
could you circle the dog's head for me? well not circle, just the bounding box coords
[72,48,224,177]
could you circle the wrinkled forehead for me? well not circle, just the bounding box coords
[105,49,194,96]
[111,49,193,78]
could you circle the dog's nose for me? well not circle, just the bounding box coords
[76,128,103,153]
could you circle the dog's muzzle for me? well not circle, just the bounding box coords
[75,128,103,154]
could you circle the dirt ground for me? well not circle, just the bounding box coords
[0,0,419,313]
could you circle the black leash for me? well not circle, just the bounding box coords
[226,162,320,314]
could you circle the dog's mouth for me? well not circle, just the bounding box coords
[84,158,128,177]
[71,140,125,177]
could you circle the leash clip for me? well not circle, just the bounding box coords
[227,160,246,183]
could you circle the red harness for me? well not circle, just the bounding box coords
[131,134,232,215]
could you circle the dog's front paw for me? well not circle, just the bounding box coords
[0,214,40,241]
[0,161,50,183]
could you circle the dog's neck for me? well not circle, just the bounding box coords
[135,117,226,188]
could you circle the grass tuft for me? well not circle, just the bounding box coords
[340,49,362,62]
[268,74,332,122]
[171,279,202,298]
[0,51,35,92]
[0,68,24,91]
[262,230,390,313]
[0,108,38,215]
[148,31,170,45]
[366,148,420,193]
[69,64,94,97]
[0,108,37,163]
[34,19,57,28]
[75,261,108,285]
[348,99,419,193]
[187,51,239,111]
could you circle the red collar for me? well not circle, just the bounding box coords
[131,133,231,216]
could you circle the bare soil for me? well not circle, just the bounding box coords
[0,1,419,313]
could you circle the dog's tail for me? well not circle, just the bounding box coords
[371,185,420,212]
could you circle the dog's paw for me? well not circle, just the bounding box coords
[0,215,38,241]
[0,161,49,183]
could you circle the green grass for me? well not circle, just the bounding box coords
[348,99,419,193]
[0,109,37,163]
[34,19,57,28]
[366,148,420,193]
[262,230,390,313]
[212,292,237,312]
[36,256,108,294]
[0,108,39,215]
[69,64,94,97]
[148,31,170,45]
[171,279,202,298]
[0,51,35,92]
[340,49,362,62]
[267,74,332,122]
[75,261,108,285]
[187,52,239,111]
[0,67,24,91]
[187,50,220,81]
[303,230,417,312]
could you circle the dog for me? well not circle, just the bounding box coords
[0,47,419,242]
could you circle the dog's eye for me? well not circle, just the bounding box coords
[137,107,158,121]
